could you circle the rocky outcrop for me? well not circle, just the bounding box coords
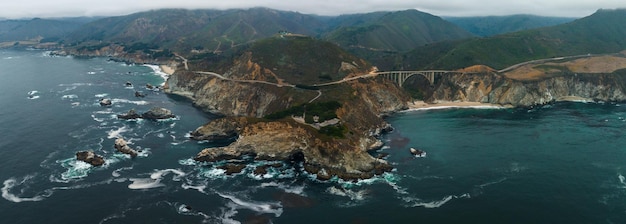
[142,107,175,120]
[117,109,142,120]
[117,107,176,120]
[114,138,138,158]
[99,98,112,106]
[76,151,105,166]
[194,120,393,181]
[190,117,248,141]
[428,72,626,106]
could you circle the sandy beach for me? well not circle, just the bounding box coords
[407,100,513,110]
[160,65,176,75]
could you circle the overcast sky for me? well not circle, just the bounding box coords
[1,0,623,19]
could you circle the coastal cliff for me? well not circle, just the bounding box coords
[427,71,626,106]
[166,36,409,181]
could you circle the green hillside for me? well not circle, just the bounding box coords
[65,8,325,53]
[0,18,85,42]
[324,10,474,52]
[403,9,626,70]
[62,8,474,60]
[248,36,370,84]
[445,15,576,37]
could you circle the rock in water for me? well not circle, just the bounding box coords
[142,107,176,120]
[134,91,146,98]
[117,109,142,120]
[76,150,105,166]
[99,98,112,106]
[217,163,247,175]
[114,138,138,158]
[146,83,154,90]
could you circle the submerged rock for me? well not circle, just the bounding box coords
[117,109,141,120]
[134,91,146,98]
[99,98,112,106]
[142,107,175,120]
[114,138,138,158]
[76,150,105,166]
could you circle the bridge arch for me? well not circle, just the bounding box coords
[375,70,453,86]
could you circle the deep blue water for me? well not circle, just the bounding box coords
[1,49,626,223]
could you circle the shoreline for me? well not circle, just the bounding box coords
[405,100,513,111]
[159,65,176,75]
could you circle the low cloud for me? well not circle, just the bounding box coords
[1,0,623,19]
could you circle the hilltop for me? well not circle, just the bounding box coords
[445,15,575,37]
[59,8,472,60]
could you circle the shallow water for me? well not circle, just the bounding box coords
[1,49,626,223]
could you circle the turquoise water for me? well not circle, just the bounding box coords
[1,49,626,223]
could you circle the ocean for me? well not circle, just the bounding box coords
[1,49,626,223]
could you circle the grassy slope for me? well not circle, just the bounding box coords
[249,36,370,84]
[324,9,474,52]
[404,9,626,70]
[445,15,576,37]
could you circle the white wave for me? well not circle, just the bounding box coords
[178,158,198,166]
[2,176,52,203]
[107,126,129,139]
[58,83,93,87]
[403,105,507,112]
[27,95,40,99]
[127,178,165,189]
[217,192,283,217]
[91,114,105,122]
[182,183,208,194]
[619,174,626,188]
[127,169,185,190]
[143,64,169,85]
[94,93,108,98]
[94,109,114,114]
[200,168,227,179]
[27,90,38,95]
[87,71,96,75]
[260,182,305,195]
[112,166,134,178]
[404,193,470,208]
[150,169,185,180]
[326,186,369,201]
[60,159,93,180]
[62,94,78,99]
[111,98,149,105]
[478,177,507,189]
[218,205,240,224]
[71,102,81,107]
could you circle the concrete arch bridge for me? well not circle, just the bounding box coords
[374,70,460,86]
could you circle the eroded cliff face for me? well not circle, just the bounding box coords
[429,72,626,106]
[194,119,392,180]
[166,52,409,181]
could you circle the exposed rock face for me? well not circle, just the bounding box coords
[99,98,112,106]
[142,107,176,120]
[428,72,626,106]
[76,151,105,166]
[117,109,142,120]
[114,138,138,158]
[165,46,408,181]
[194,121,393,180]
[190,117,248,141]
